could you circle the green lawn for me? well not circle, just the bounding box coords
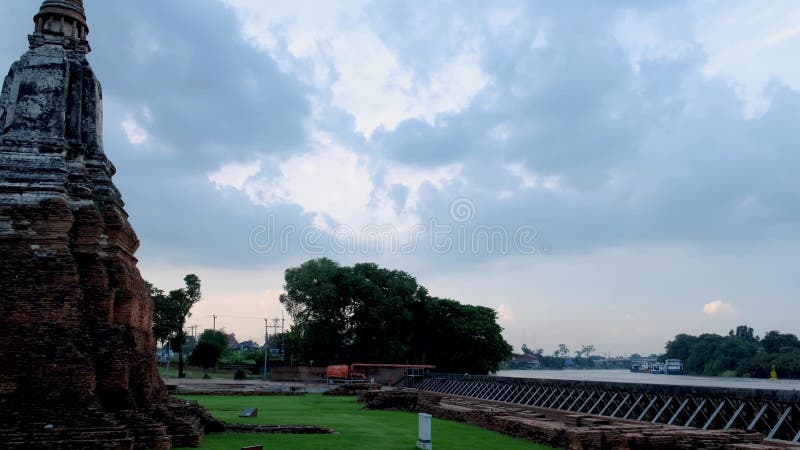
[175,394,549,450]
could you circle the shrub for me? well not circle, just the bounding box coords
[234,369,247,380]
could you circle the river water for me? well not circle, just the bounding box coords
[495,369,800,391]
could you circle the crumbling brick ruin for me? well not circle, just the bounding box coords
[359,390,800,450]
[0,2,205,448]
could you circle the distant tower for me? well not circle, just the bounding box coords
[0,2,206,448]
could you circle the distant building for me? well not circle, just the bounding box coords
[227,333,240,350]
[510,354,541,369]
[237,340,261,351]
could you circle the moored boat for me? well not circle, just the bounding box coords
[665,359,684,375]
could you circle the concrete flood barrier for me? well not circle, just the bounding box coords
[394,374,800,448]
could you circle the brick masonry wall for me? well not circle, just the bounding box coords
[0,23,205,450]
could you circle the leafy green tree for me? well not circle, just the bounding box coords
[664,334,699,362]
[664,326,783,378]
[554,344,569,358]
[762,331,800,354]
[280,258,349,364]
[538,355,565,369]
[188,330,227,378]
[521,344,535,356]
[729,325,758,343]
[774,349,800,378]
[151,274,202,378]
[150,282,181,354]
[280,258,512,374]
[346,262,419,363]
[175,275,202,378]
[417,297,512,374]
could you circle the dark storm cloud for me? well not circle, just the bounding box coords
[87,0,309,168]
[356,0,800,259]
[2,1,314,267]
[3,0,799,270]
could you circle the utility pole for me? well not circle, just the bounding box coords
[265,317,282,358]
[262,313,287,381]
[212,315,217,331]
[264,317,269,381]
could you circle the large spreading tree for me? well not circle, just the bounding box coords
[280,258,512,374]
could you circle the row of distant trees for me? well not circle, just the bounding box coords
[664,325,800,378]
[506,344,599,369]
[150,259,514,376]
[504,326,800,378]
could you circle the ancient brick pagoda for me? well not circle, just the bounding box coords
[0,1,205,448]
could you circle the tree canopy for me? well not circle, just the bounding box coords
[188,329,227,378]
[664,326,800,378]
[280,258,512,374]
[149,282,180,347]
[149,274,202,378]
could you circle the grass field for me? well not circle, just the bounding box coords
[175,394,549,450]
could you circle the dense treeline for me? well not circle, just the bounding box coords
[664,325,800,378]
[279,258,513,374]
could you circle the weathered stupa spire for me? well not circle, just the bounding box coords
[32,0,90,52]
[0,1,208,448]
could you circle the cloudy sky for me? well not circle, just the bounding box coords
[3,0,799,356]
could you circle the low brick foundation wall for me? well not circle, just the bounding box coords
[325,383,381,396]
[358,390,795,450]
[269,367,327,381]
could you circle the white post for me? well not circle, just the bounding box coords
[417,413,432,449]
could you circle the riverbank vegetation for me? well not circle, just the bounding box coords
[664,325,800,378]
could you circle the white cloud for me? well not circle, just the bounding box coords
[250,140,374,228]
[703,300,736,316]
[691,2,800,117]
[489,123,512,143]
[120,115,148,145]
[208,132,462,231]
[505,163,562,192]
[498,304,514,324]
[614,2,800,117]
[208,160,262,190]
[614,8,695,73]
[222,0,488,136]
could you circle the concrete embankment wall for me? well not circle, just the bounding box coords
[434,373,800,403]
[409,374,800,443]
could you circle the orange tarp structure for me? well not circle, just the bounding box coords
[326,363,436,380]
[326,365,350,379]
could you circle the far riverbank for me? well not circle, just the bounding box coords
[496,369,800,391]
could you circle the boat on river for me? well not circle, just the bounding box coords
[665,359,684,375]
